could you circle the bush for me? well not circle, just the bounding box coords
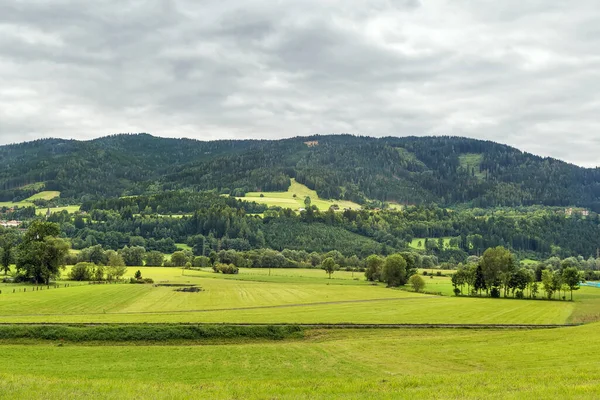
[129,277,154,284]
[408,274,426,293]
[215,263,239,274]
[69,262,94,281]
[515,290,524,299]
[490,287,501,298]
[453,287,461,296]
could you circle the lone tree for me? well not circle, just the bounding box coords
[322,257,337,279]
[408,274,426,293]
[382,254,407,287]
[16,221,69,284]
[562,267,581,301]
[304,196,311,209]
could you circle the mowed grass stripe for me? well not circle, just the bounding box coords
[0,294,573,324]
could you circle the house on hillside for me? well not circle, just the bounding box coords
[304,141,319,147]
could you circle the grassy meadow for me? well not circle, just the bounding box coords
[236,178,361,211]
[0,265,599,398]
[0,266,591,325]
[0,190,80,215]
[0,324,598,399]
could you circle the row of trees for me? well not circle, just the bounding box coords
[69,262,127,281]
[451,247,582,300]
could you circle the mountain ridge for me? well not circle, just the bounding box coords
[2,133,600,210]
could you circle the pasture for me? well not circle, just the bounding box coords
[0,324,598,399]
[26,191,60,201]
[237,178,361,211]
[0,265,599,398]
[0,266,584,325]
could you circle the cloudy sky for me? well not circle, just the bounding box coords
[1,0,599,166]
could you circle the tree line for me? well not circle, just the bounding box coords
[451,247,583,300]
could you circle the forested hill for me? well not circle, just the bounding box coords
[2,133,600,209]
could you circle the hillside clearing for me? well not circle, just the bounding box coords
[237,178,361,211]
[26,191,61,201]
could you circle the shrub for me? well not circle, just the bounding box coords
[69,262,94,281]
[215,263,239,274]
[515,290,524,299]
[490,287,501,298]
[408,274,426,293]
[453,287,461,296]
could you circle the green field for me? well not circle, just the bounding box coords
[35,205,81,215]
[0,265,599,398]
[0,201,34,208]
[26,191,61,201]
[409,237,456,250]
[0,267,588,325]
[237,178,361,211]
[0,324,598,399]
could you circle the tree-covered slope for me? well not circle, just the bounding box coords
[2,133,600,210]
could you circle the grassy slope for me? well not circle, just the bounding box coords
[237,178,361,211]
[459,153,485,180]
[26,191,60,201]
[0,267,577,324]
[409,237,456,250]
[0,324,598,399]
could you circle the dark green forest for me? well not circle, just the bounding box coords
[16,191,600,261]
[3,133,600,209]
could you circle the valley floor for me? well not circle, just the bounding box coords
[0,325,599,399]
[1,267,599,398]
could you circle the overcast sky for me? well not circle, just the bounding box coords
[1,0,599,166]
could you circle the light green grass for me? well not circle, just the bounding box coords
[25,191,61,201]
[35,205,81,215]
[0,201,34,208]
[175,243,192,252]
[0,267,577,325]
[459,153,485,180]
[409,237,456,250]
[238,178,361,211]
[0,191,60,209]
[0,324,599,398]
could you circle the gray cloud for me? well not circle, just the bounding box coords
[1,0,600,166]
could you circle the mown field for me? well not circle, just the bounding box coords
[236,178,361,211]
[0,324,598,399]
[0,266,592,325]
[0,190,80,215]
[0,265,599,398]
